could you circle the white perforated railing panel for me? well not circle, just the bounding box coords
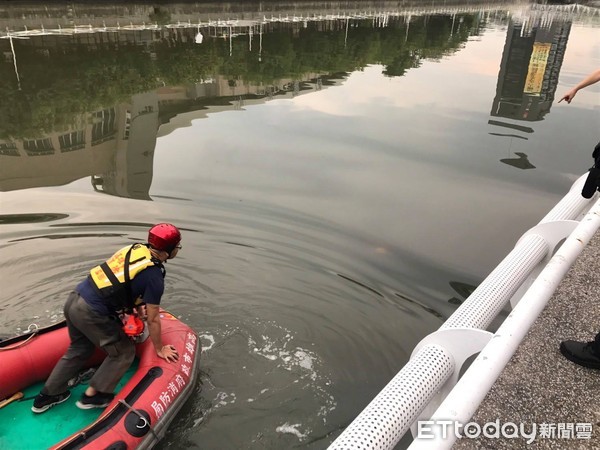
[540,190,590,224]
[442,234,548,330]
[329,345,453,450]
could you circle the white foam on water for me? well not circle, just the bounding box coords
[192,391,236,428]
[199,333,215,352]
[198,320,338,438]
[276,422,309,440]
[246,320,337,424]
[214,391,236,407]
[193,416,204,427]
[248,328,318,380]
[295,350,314,373]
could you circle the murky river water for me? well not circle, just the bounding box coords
[0,1,599,448]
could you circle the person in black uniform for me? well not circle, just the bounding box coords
[558,69,600,369]
[32,223,182,413]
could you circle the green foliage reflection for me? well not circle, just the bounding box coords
[0,14,481,139]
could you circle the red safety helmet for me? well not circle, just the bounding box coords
[148,223,181,254]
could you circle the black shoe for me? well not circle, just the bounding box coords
[31,391,71,413]
[76,392,114,410]
[560,340,600,369]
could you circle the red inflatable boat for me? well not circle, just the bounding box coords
[0,309,200,450]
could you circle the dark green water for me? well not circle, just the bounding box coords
[0,1,598,448]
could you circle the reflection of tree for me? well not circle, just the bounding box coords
[0,45,159,139]
[383,15,475,76]
[149,7,171,26]
[0,14,481,139]
[156,44,221,85]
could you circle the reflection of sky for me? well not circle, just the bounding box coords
[150,23,599,284]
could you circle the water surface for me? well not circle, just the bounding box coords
[0,1,599,448]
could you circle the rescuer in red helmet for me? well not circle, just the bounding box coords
[32,223,182,413]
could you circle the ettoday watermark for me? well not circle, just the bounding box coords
[417,420,593,444]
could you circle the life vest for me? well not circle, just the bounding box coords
[88,243,164,311]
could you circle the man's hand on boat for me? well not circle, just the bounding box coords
[146,304,179,363]
[157,345,179,363]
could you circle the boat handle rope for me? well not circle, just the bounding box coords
[0,324,39,351]
[118,399,160,440]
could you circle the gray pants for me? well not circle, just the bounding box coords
[43,291,135,395]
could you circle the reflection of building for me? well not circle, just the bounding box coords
[488,15,571,171]
[156,73,345,138]
[91,93,158,200]
[499,152,536,170]
[0,110,116,192]
[0,93,158,200]
[490,18,571,123]
[0,73,343,199]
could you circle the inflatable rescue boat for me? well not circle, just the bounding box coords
[0,309,200,450]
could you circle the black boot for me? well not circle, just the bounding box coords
[560,340,600,369]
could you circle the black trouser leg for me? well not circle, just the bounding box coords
[593,330,600,356]
[42,292,95,395]
[67,294,135,394]
[44,292,135,395]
